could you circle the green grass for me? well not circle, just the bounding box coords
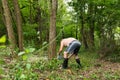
[0,47,120,80]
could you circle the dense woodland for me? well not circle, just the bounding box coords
[0,0,120,79]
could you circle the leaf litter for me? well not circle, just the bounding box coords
[1,54,120,80]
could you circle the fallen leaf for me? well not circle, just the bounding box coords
[66,69,73,74]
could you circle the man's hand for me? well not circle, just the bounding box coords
[57,52,60,56]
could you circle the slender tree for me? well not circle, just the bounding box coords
[88,2,95,48]
[13,0,24,51]
[49,0,57,58]
[2,0,16,51]
[79,0,88,49]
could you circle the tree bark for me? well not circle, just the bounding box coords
[2,0,16,50]
[88,3,95,48]
[77,0,89,49]
[13,0,24,51]
[80,17,88,49]
[49,0,57,58]
[75,26,78,39]
[80,1,88,49]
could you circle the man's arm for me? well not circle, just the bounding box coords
[58,40,64,55]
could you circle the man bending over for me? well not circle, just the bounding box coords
[58,37,82,69]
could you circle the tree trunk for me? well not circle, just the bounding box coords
[88,3,95,48]
[80,17,88,49]
[13,0,24,51]
[2,0,16,50]
[49,0,57,58]
[75,26,78,39]
[78,0,88,49]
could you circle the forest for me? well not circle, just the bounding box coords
[0,0,120,80]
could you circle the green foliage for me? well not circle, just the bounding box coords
[0,68,3,74]
[46,59,61,70]
[9,62,38,80]
[19,0,34,22]
[1,0,120,54]
[90,73,99,79]
[103,72,120,80]
[63,23,76,37]
[0,35,6,43]
[18,47,35,60]
[38,0,49,11]
[0,35,6,48]
[0,0,120,79]
[23,23,38,40]
[1,48,120,80]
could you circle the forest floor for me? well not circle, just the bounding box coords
[0,49,120,80]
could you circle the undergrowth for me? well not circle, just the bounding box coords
[0,48,120,80]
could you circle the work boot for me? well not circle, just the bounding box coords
[62,58,68,69]
[75,59,82,68]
